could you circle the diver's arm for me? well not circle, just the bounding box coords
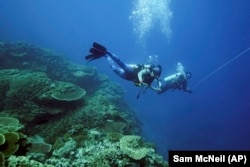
[149,84,161,91]
[148,79,162,92]
[149,82,159,91]
[137,69,149,83]
[157,79,162,88]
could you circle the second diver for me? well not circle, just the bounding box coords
[156,62,193,94]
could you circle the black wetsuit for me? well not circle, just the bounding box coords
[106,52,155,86]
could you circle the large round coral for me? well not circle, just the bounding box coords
[51,85,86,102]
[40,81,86,102]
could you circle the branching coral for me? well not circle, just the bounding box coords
[5,71,52,107]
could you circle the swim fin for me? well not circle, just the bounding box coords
[85,42,108,62]
[85,53,105,61]
[93,42,107,53]
[89,48,105,56]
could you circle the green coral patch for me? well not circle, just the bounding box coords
[101,121,126,133]
[0,132,20,157]
[0,117,22,132]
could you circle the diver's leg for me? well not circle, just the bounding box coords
[106,56,128,80]
[107,52,132,72]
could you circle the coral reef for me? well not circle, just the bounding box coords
[120,135,151,160]
[0,41,168,166]
[0,41,102,91]
[44,136,168,167]
[0,116,32,166]
[7,155,53,167]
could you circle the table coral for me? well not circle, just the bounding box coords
[0,117,23,133]
[40,81,86,102]
[51,85,86,102]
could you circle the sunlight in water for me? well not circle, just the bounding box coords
[129,0,173,43]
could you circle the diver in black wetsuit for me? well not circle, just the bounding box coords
[86,42,162,89]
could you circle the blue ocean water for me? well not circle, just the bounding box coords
[1,0,249,160]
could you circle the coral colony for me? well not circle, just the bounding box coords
[0,41,168,166]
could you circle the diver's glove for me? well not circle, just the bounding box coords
[134,81,148,87]
[134,81,141,87]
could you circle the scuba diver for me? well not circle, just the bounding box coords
[85,42,162,91]
[157,62,193,94]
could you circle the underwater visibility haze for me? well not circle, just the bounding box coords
[0,0,250,165]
